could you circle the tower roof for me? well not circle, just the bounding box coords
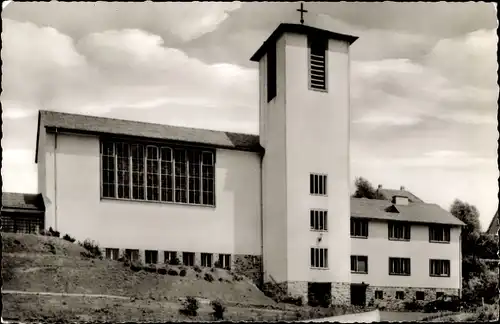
[250,23,358,62]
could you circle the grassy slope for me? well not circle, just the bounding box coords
[2,233,274,305]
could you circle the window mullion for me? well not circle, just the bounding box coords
[128,145,133,199]
[113,143,118,198]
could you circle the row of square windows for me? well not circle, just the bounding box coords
[311,248,451,277]
[104,248,232,269]
[310,214,451,243]
[375,290,447,301]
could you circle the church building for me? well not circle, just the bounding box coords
[33,20,464,309]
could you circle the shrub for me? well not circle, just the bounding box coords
[214,261,221,268]
[211,267,216,273]
[157,268,167,275]
[180,297,199,317]
[476,304,499,322]
[179,269,187,277]
[143,265,157,273]
[168,257,181,266]
[193,265,202,273]
[233,273,243,281]
[79,239,102,259]
[62,234,76,243]
[281,296,304,307]
[130,261,144,272]
[204,272,215,282]
[210,300,226,320]
[404,298,424,311]
[168,269,179,276]
[48,227,60,237]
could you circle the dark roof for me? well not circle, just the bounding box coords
[486,210,499,235]
[35,110,262,162]
[1,192,45,211]
[250,23,358,62]
[351,198,465,226]
[377,188,424,203]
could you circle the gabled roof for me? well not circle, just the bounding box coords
[486,210,499,235]
[35,110,262,163]
[351,198,465,226]
[250,23,358,62]
[377,188,424,203]
[1,192,45,211]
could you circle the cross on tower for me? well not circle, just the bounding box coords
[296,2,308,25]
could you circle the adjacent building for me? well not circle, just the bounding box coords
[29,21,464,309]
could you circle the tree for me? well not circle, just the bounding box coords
[450,199,482,257]
[352,177,384,199]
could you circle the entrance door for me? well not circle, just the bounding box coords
[350,283,367,306]
[308,282,332,307]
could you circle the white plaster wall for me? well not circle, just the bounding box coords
[259,34,289,283]
[41,132,261,256]
[351,220,461,289]
[284,34,351,284]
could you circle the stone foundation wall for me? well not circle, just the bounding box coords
[331,282,351,305]
[366,286,460,311]
[233,254,263,286]
[288,281,308,303]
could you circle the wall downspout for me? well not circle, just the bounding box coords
[259,150,264,289]
[54,128,58,231]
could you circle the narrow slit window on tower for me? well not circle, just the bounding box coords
[308,36,327,91]
[310,173,327,195]
[267,44,277,102]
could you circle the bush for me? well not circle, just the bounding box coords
[180,297,199,317]
[232,273,243,281]
[214,261,221,268]
[49,227,60,237]
[476,304,499,322]
[143,265,157,273]
[193,265,202,273]
[281,296,304,307]
[130,261,144,272]
[204,272,215,282]
[62,234,76,243]
[157,268,167,275]
[168,257,181,266]
[210,299,226,320]
[179,269,187,277]
[168,269,179,276]
[79,239,102,259]
[404,299,424,311]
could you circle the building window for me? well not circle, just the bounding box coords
[388,222,411,241]
[416,291,425,301]
[183,252,195,266]
[310,210,328,231]
[429,225,451,243]
[200,253,212,267]
[310,248,328,269]
[375,291,383,299]
[164,251,177,264]
[267,44,277,102]
[216,254,231,269]
[101,141,215,206]
[145,250,158,264]
[396,291,405,300]
[430,259,450,277]
[350,255,368,274]
[125,249,139,262]
[0,216,43,234]
[105,248,119,260]
[308,36,327,91]
[351,218,369,238]
[310,173,327,195]
[436,292,444,299]
[389,257,411,276]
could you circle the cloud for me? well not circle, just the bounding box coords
[1,149,37,194]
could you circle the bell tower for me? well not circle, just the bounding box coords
[250,6,358,304]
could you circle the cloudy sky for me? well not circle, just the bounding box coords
[1,2,498,229]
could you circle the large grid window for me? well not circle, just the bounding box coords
[429,225,450,243]
[351,218,369,238]
[310,210,328,231]
[389,257,411,276]
[310,248,328,268]
[430,259,450,277]
[388,222,411,241]
[310,173,327,195]
[351,255,368,274]
[308,36,327,91]
[101,140,215,206]
[1,216,43,234]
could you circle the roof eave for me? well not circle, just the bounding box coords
[45,127,262,153]
[250,23,358,62]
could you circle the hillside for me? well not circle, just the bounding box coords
[1,233,275,305]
